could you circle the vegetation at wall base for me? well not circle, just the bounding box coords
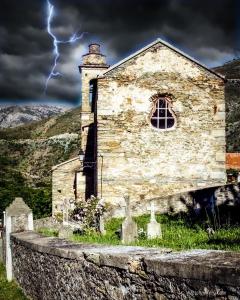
[70,215,240,251]
[39,214,240,252]
[0,263,28,300]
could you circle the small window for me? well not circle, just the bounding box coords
[89,81,94,103]
[89,79,97,112]
[150,97,176,130]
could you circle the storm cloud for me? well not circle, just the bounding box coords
[0,0,238,105]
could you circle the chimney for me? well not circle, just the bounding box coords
[80,43,108,70]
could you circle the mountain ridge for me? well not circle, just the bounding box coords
[0,104,70,128]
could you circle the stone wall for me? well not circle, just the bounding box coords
[33,217,62,231]
[11,231,240,300]
[52,157,81,216]
[97,41,226,209]
[106,183,240,218]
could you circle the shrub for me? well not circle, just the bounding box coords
[70,196,106,231]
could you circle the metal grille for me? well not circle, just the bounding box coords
[150,98,175,129]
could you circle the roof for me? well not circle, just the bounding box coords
[51,156,80,171]
[6,197,32,216]
[103,38,225,80]
[226,153,240,170]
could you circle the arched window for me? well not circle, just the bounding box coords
[150,96,176,130]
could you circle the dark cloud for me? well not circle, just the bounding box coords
[0,0,237,105]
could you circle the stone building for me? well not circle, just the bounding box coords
[52,38,226,217]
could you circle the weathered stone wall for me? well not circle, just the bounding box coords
[97,42,226,211]
[33,217,62,231]
[105,183,240,218]
[11,231,240,300]
[52,157,81,216]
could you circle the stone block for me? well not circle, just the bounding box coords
[213,112,225,121]
[154,293,167,300]
[210,171,226,180]
[212,129,225,137]
[217,104,225,112]
[216,153,225,162]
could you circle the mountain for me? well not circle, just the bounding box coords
[0,106,81,218]
[213,59,240,152]
[213,59,240,79]
[0,104,68,128]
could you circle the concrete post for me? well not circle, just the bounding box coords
[5,215,12,281]
[28,211,34,231]
[3,211,6,226]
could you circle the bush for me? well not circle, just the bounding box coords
[70,196,105,231]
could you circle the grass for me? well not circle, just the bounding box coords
[0,263,28,300]
[38,227,58,237]
[71,214,240,251]
[39,214,240,252]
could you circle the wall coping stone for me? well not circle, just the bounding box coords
[51,156,79,171]
[11,231,240,287]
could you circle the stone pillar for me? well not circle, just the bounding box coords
[78,43,109,202]
[79,43,109,150]
[79,44,109,113]
[3,211,6,226]
[4,197,33,282]
[5,214,12,281]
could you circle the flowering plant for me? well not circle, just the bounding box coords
[70,196,106,231]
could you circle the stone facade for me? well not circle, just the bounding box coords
[10,231,240,300]
[52,157,81,216]
[53,39,226,217]
[82,39,225,215]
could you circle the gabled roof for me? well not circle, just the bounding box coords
[103,38,225,80]
[6,197,32,216]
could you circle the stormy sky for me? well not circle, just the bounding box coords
[0,0,238,106]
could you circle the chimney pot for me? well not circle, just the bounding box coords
[89,44,100,54]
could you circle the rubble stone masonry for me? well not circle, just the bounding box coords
[10,232,240,300]
[96,42,226,215]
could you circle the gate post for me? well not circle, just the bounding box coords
[4,197,33,281]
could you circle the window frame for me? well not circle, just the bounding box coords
[149,95,177,131]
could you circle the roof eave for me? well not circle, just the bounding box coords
[103,38,225,80]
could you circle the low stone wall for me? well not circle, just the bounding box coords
[11,231,240,300]
[107,183,240,218]
[33,217,62,231]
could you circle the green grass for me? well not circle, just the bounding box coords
[71,214,240,251]
[38,227,59,237]
[39,214,240,252]
[0,263,28,300]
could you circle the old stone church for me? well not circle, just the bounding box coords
[52,38,226,217]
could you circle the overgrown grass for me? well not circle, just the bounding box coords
[71,214,240,251]
[38,227,58,237]
[0,263,28,300]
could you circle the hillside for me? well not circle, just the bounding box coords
[214,59,240,152]
[0,106,81,218]
[0,105,68,128]
[214,59,240,79]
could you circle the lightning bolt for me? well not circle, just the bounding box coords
[44,0,84,94]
